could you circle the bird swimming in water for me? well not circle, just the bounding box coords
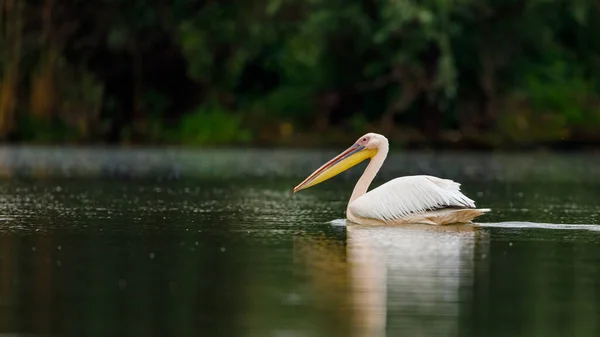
[293,133,490,225]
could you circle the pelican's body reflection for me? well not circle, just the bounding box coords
[348,223,489,337]
[295,222,489,337]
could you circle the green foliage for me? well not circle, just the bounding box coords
[246,86,314,118]
[178,1,278,91]
[523,60,589,124]
[500,53,600,142]
[4,0,600,147]
[175,103,252,145]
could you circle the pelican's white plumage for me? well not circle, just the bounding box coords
[293,133,490,225]
[349,175,476,222]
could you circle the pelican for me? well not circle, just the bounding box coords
[293,133,490,225]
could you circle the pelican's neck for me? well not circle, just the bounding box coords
[348,143,388,205]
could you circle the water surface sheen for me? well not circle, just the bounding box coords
[0,148,598,337]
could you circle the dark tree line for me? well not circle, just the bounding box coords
[1,0,599,147]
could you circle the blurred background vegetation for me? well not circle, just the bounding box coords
[0,0,599,148]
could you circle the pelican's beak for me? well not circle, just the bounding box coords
[293,143,377,193]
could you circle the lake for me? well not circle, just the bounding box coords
[0,147,598,337]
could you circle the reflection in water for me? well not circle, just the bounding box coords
[347,224,489,337]
[296,223,489,337]
[293,233,353,337]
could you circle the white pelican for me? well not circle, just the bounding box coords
[293,133,490,225]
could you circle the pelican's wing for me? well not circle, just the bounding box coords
[349,175,476,221]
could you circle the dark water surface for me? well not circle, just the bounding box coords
[0,147,599,337]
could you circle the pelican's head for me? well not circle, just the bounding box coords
[293,133,388,193]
